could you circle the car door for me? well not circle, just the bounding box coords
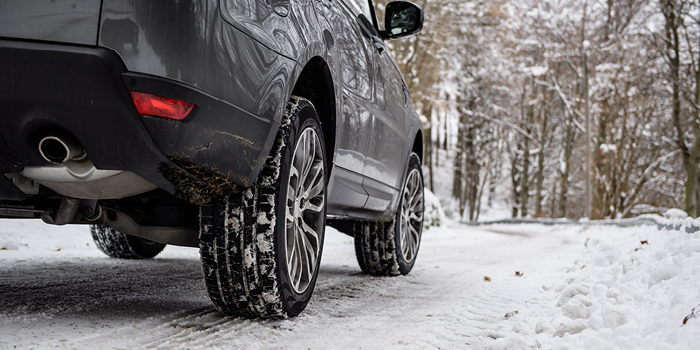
[325,0,375,213]
[362,0,407,211]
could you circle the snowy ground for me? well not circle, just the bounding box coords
[1,219,699,349]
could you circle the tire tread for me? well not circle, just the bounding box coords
[199,96,314,319]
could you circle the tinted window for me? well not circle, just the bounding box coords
[334,2,372,99]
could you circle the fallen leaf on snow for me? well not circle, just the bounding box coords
[683,305,700,325]
[504,311,519,319]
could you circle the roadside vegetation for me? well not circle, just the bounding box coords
[383,0,699,221]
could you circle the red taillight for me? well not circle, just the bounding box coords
[129,91,195,121]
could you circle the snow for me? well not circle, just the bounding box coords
[526,66,548,77]
[664,209,689,220]
[1,218,699,349]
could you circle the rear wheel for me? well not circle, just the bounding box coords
[354,152,424,275]
[90,224,166,259]
[199,96,326,318]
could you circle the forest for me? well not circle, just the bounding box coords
[379,0,700,220]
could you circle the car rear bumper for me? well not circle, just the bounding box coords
[0,39,277,204]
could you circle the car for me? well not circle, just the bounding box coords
[0,0,426,318]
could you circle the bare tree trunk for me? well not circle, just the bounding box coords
[692,0,700,217]
[443,99,450,151]
[664,0,699,217]
[535,147,545,217]
[475,166,489,221]
[558,119,575,218]
[453,116,464,200]
[435,107,441,166]
[464,126,480,221]
[454,109,466,215]
[487,142,501,209]
[423,104,434,192]
[535,108,548,217]
[511,151,521,218]
[592,106,608,219]
[425,124,434,192]
[519,84,535,218]
[519,145,530,217]
[550,181,558,218]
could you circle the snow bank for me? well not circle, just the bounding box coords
[649,210,700,233]
[0,219,93,252]
[493,222,700,349]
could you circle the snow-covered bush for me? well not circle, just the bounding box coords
[423,188,446,229]
[664,208,689,220]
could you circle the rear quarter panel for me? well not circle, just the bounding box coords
[99,0,300,124]
[0,0,101,45]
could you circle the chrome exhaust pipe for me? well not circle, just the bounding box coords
[38,134,85,164]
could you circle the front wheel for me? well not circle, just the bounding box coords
[354,152,424,275]
[199,96,327,318]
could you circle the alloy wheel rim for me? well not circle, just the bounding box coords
[399,168,424,263]
[285,127,325,294]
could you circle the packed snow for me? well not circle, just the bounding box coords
[1,216,699,349]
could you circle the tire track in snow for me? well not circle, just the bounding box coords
[138,314,258,349]
[105,307,265,350]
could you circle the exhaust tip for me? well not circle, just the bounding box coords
[39,135,84,164]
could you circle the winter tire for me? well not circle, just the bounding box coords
[90,224,166,259]
[199,96,327,318]
[354,152,424,275]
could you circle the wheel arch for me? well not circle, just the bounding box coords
[291,57,336,176]
[412,129,424,162]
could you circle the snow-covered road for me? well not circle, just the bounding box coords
[1,220,699,349]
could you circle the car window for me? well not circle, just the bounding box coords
[336,28,372,99]
[335,0,373,99]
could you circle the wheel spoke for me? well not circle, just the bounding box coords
[410,192,423,211]
[408,224,419,244]
[299,224,316,267]
[301,134,313,181]
[408,212,422,223]
[303,163,324,198]
[289,225,300,284]
[303,201,324,214]
[300,220,319,256]
[306,181,324,202]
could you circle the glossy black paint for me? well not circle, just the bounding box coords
[0,0,423,222]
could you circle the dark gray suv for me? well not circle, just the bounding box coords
[0,0,425,318]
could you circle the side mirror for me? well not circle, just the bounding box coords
[384,1,424,39]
